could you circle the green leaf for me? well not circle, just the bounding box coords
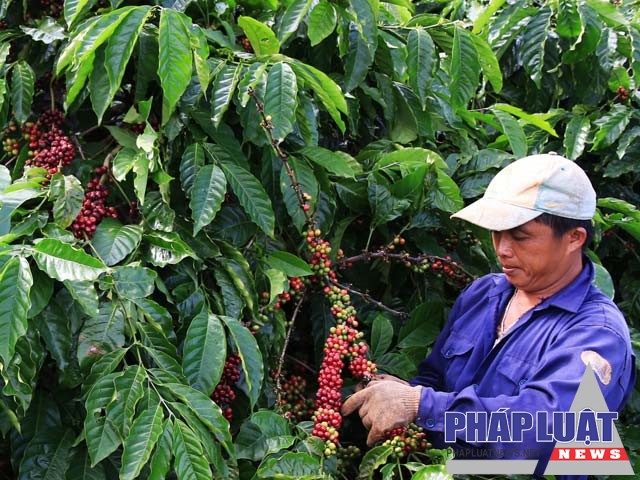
[0,256,32,365]
[265,268,288,303]
[120,405,164,480]
[299,146,356,178]
[343,24,374,92]
[104,7,151,120]
[83,348,127,394]
[370,314,393,358]
[450,26,480,110]
[191,26,211,97]
[133,150,150,206]
[113,265,156,299]
[0,186,43,236]
[84,371,124,465]
[74,7,138,67]
[492,109,527,158]
[411,465,452,479]
[375,147,446,175]
[212,267,244,319]
[472,0,506,34]
[19,428,74,480]
[562,4,601,64]
[148,419,173,480]
[279,156,318,231]
[608,66,631,93]
[180,143,205,197]
[277,0,313,44]
[211,63,241,128]
[289,60,347,132]
[520,7,552,88]
[237,16,280,56]
[20,17,66,43]
[144,230,197,267]
[161,383,232,453]
[217,241,258,316]
[91,218,143,266]
[214,152,275,238]
[257,452,323,479]
[407,29,435,109]
[173,419,212,480]
[64,0,95,28]
[190,164,226,235]
[32,238,108,282]
[592,104,632,151]
[264,62,298,141]
[77,302,125,368]
[557,0,583,38]
[307,0,336,46]
[471,33,503,93]
[64,279,99,318]
[237,61,268,107]
[89,45,112,123]
[563,115,591,160]
[428,168,464,213]
[220,315,264,408]
[158,9,192,124]
[2,329,42,416]
[50,174,84,228]
[65,447,107,480]
[592,262,614,300]
[107,365,146,437]
[493,104,557,136]
[11,61,35,123]
[182,309,226,395]
[265,251,313,277]
[357,445,394,480]
[368,173,410,228]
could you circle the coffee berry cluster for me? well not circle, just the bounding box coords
[381,423,430,459]
[408,255,471,289]
[18,110,75,178]
[70,166,118,239]
[210,354,241,422]
[336,445,361,476]
[258,275,307,329]
[277,373,315,423]
[307,228,377,455]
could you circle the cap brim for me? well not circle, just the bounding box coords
[451,197,543,231]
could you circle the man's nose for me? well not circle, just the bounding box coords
[494,234,513,258]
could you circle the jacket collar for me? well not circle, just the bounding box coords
[489,256,595,313]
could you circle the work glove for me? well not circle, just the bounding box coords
[354,373,409,393]
[341,380,422,446]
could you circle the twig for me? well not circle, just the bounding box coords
[248,88,314,229]
[72,134,86,161]
[284,354,317,375]
[328,278,409,320]
[338,249,476,280]
[275,295,306,409]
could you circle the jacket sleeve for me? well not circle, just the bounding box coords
[413,313,635,459]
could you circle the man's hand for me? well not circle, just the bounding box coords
[354,373,410,393]
[341,380,421,446]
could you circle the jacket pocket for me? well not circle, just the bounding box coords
[441,334,475,391]
[494,354,533,396]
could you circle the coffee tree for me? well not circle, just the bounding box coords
[0,0,638,478]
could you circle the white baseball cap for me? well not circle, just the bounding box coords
[451,153,596,231]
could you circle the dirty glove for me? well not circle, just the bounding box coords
[354,373,409,393]
[341,380,422,446]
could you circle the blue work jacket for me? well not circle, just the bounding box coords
[409,259,636,478]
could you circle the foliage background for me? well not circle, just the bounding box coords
[0,0,638,478]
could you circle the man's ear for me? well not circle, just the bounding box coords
[567,227,587,252]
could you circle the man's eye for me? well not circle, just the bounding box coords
[512,235,527,241]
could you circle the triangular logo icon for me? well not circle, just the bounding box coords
[544,366,634,475]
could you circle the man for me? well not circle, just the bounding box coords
[342,153,636,476]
